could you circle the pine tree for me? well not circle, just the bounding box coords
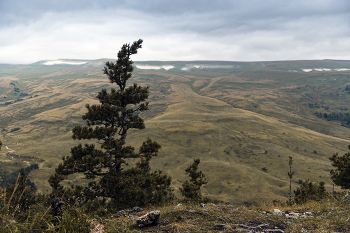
[180,159,209,203]
[49,39,173,208]
[329,145,350,189]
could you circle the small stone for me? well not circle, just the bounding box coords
[186,210,196,213]
[176,203,182,207]
[305,212,313,216]
[215,224,227,230]
[199,203,206,207]
[90,220,105,233]
[131,207,144,213]
[112,212,123,218]
[285,213,299,219]
[137,210,160,227]
[288,212,300,218]
[52,197,65,225]
[273,209,284,216]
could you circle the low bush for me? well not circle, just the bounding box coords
[293,179,330,204]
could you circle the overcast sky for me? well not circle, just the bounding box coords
[0,0,349,64]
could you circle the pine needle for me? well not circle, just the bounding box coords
[11,204,19,218]
[30,213,39,230]
[40,206,51,221]
[5,172,21,214]
[3,188,5,208]
[25,210,30,224]
[12,187,27,217]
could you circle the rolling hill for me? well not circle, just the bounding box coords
[1,59,350,205]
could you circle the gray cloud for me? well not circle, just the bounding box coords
[0,0,350,63]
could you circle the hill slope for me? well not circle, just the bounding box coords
[1,59,350,204]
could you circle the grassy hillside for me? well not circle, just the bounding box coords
[0,59,350,205]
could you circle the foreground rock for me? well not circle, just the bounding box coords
[90,220,105,233]
[136,210,160,227]
[273,209,283,216]
[51,197,65,225]
[237,219,288,233]
[272,209,314,219]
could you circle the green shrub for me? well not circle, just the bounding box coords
[293,179,330,204]
[58,205,91,232]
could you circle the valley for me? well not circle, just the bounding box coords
[1,59,350,205]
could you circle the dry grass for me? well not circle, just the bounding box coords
[92,198,350,232]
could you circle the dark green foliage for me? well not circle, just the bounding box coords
[0,171,51,232]
[58,205,91,232]
[48,174,83,207]
[24,164,39,174]
[49,39,173,209]
[293,179,329,204]
[345,84,350,91]
[180,159,209,203]
[1,164,38,189]
[329,145,350,189]
[9,127,20,132]
[315,111,350,128]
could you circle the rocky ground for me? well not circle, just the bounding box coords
[89,198,350,232]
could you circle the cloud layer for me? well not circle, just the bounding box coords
[1,0,350,64]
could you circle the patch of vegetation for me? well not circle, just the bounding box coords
[293,179,329,204]
[0,190,349,232]
[9,127,20,133]
[19,92,29,97]
[0,164,39,189]
[315,111,350,128]
[345,84,350,92]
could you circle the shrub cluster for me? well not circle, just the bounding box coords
[293,180,329,204]
[315,111,350,128]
